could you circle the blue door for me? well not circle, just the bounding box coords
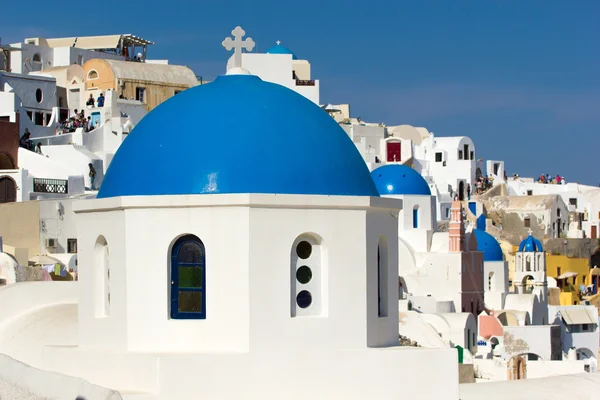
[170,235,206,319]
[91,112,101,129]
[469,202,477,215]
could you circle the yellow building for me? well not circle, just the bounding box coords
[546,255,590,305]
[82,59,198,111]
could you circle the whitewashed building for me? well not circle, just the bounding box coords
[225,27,320,104]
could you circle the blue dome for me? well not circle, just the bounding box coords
[266,43,298,59]
[519,234,543,252]
[473,229,504,262]
[370,165,431,196]
[98,74,379,198]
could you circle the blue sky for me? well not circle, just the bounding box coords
[3,0,599,184]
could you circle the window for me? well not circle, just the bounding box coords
[170,235,206,319]
[435,152,443,162]
[458,150,463,160]
[557,208,561,217]
[67,239,77,254]
[32,53,42,71]
[377,236,389,317]
[413,206,419,229]
[136,87,146,103]
[470,151,474,160]
[583,324,589,331]
[291,234,322,317]
[527,190,533,196]
[87,70,99,80]
[94,236,110,317]
[26,111,33,121]
[569,198,578,207]
[524,218,531,228]
[35,112,44,126]
[35,89,43,103]
[557,267,561,277]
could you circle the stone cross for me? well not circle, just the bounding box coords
[222,26,255,69]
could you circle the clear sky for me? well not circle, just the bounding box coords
[3,1,599,184]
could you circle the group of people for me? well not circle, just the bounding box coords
[85,93,105,108]
[19,129,45,156]
[58,109,96,134]
[538,174,566,185]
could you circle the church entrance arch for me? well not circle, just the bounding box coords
[0,152,15,169]
[507,355,527,380]
[0,176,16,203]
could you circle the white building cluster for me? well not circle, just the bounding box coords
[0,26,598,399]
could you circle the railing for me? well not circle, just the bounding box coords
[295,79,315,86]
[33,178,68,194]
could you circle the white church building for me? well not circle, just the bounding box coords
[0,29,459,399]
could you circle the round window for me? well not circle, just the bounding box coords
[296,290,312,309]
[296,241,312,259]
[296,266,312,284]
[35,89,43,103]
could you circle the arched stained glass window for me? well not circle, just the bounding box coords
[170,235,206,319]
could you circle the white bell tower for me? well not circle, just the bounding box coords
[514,231,547,311]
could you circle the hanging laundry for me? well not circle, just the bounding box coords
[54,264,61,275]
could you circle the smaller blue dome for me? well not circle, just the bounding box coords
[371,165,431,196]
[266,42,298,59]
[473,229,504,262]
[519,234,543,252]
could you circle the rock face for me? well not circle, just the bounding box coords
[399,334,421,347]
[544,238,599,258]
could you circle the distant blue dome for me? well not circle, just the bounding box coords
[473,229,504,262]
[98,74,379,198]
[519,234,543,252]
[371,165,431,196]
[266,43,298,59]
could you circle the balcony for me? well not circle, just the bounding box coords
[33,178,68,194]
[295,79,315,86]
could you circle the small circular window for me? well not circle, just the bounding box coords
[296,266,312,284]
[296,290,312,309]
[296,241,312,259]
[35,89,43,103]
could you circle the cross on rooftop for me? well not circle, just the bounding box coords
[222,26,255,70]
[276,40,281,45]
[527,229,533,236]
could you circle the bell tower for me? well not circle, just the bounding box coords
[449,201,465,252]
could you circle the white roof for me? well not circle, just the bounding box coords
[45,34,154,49]
[100,59,198,86]
[557,271,578,280]
[558,307,597,325]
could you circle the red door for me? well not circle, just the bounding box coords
[387,142,401,162]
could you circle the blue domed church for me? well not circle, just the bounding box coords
[40,28,460,400]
